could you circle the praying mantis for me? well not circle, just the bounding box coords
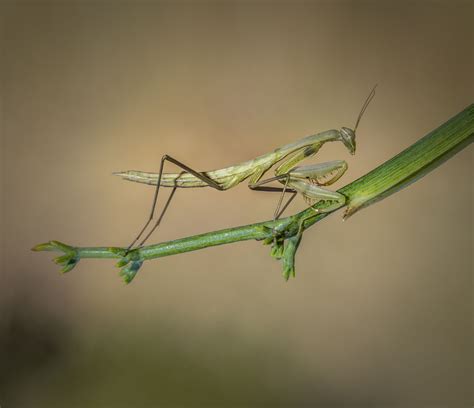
[115,86,376,252]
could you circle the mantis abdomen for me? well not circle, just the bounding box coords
[114,153,277,189]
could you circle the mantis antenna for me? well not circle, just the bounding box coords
[354,84,378,132]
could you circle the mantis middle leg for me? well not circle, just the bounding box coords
[248,174,298,220]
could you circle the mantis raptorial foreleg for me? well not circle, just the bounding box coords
[291,179,348,235]
[272,160,349,220]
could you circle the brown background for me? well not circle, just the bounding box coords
[1,2,472,407]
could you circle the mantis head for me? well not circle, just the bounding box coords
[340,127,356,155]
[340,84,377,155]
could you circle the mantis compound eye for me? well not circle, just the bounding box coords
[340,127,356,155]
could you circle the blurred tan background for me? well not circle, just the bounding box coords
[1,2,472,407]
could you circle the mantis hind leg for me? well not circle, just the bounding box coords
[125,155,224,253]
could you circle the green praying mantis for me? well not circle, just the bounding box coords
[115,86,377,253]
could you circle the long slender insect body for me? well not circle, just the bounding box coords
[116,85,376,250]
[114,129,350,188]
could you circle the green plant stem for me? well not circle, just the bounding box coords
[33,104,474,282]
